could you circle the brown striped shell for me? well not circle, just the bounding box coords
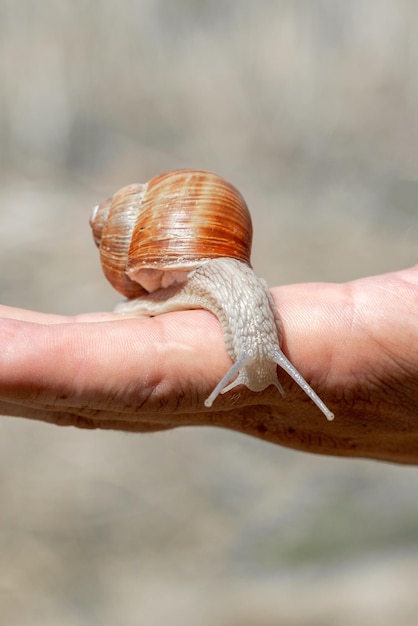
[90,169,253,298]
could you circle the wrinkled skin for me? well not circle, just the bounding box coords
[0,265,417,464]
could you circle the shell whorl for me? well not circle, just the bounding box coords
[90,170,253,298]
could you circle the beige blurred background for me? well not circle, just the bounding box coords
[1,1,418,625]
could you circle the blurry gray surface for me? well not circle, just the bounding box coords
[0,1,418,625]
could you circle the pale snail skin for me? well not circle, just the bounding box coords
[90,169,334,421]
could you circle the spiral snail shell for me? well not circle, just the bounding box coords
[91,170,252,297]
[90,169,334,420]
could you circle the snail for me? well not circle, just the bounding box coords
[90,169,334,421]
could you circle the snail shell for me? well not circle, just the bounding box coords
[90,170,252,298]
[90,169,334,420]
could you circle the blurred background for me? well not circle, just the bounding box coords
[1,1,418,624]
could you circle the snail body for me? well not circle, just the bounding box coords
[90,169,334,420]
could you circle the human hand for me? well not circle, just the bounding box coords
[1,265,417,464]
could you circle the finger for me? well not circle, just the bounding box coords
[0,310,230,413]
[0,304,121,324]
[0,400,178,431]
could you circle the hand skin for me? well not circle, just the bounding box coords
[0,265,417,464]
